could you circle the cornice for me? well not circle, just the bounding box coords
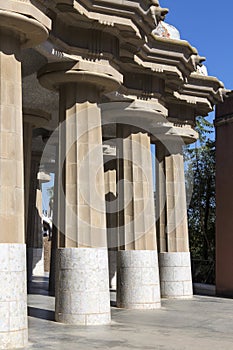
[22,0,228,121]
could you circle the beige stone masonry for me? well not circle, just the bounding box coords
[156,141,189,253]
[117,125,156,250]
[0,31,24,244]
[60,84,107,248]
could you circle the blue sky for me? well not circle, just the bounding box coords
[163,0,233,90]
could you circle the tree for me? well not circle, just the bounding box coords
[185,116,216,283]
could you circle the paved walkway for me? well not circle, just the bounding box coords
[27,276,233,349]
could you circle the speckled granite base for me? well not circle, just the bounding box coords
[55,248,111,325]
[117,250,161,309]
[0,244,28,349]
[159,252,193,298]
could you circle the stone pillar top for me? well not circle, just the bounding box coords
[101,99,168,125]
[0,2,50,47]
[152,123,198,145]
[38,60,123,94]
[101,100,198,144]
[23,108,51,128]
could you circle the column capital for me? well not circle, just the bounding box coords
[152,122,198,145]
[101,99,168,126]
[23,108,51,128]
[38,60,123,95]
[0,2,50,48]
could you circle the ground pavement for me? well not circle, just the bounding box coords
[27,276,233,350]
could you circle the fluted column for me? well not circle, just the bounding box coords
[117,126,157,250]
[156,140,193,298]
[49,146,59,296]
[58,84,108,248]
[23,110,51,233]
[0,6,49,348]
[116,125,160,310]
[23,119,33,228]
[38,61,122,325]
[104,154,118,290]
[26,153,45,283]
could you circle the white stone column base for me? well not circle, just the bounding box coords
[159,252,193,299]
[27,248,44,281]
[55,248,111,325]
[0,244,28,349]
[117,250,161,310]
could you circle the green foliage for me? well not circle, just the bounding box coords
[185,116,216,283]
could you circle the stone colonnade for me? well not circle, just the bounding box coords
[0,16,193,350]
[36,63,193,326]
[0,46,194,346]
[101,101,193,307]
[0,1,225,349]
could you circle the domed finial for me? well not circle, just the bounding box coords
[150,1,181,40]
[150,0,169,27]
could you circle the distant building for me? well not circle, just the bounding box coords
[215,92,233,297]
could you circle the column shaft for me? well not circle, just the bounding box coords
[165,143,189,252]
[156,142,167,252]
[23,121,33,230]
[117,126,156,250]
[0,30,27,348]
[104,157,118,289]
[116,125,160,309]
[58,84,107,248]
[49,147,59,296]
[26,154,44,283]
[156,141,192,298]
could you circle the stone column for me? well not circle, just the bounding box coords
[49,146,59,296]
[156,140,193,298]
[104,150,118,290]
[26,153,44,283]
[23,110,51,233]
[0,6,49,348]
[116,125,161,309]
[38,61,122,325]
[23,117,33,228]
